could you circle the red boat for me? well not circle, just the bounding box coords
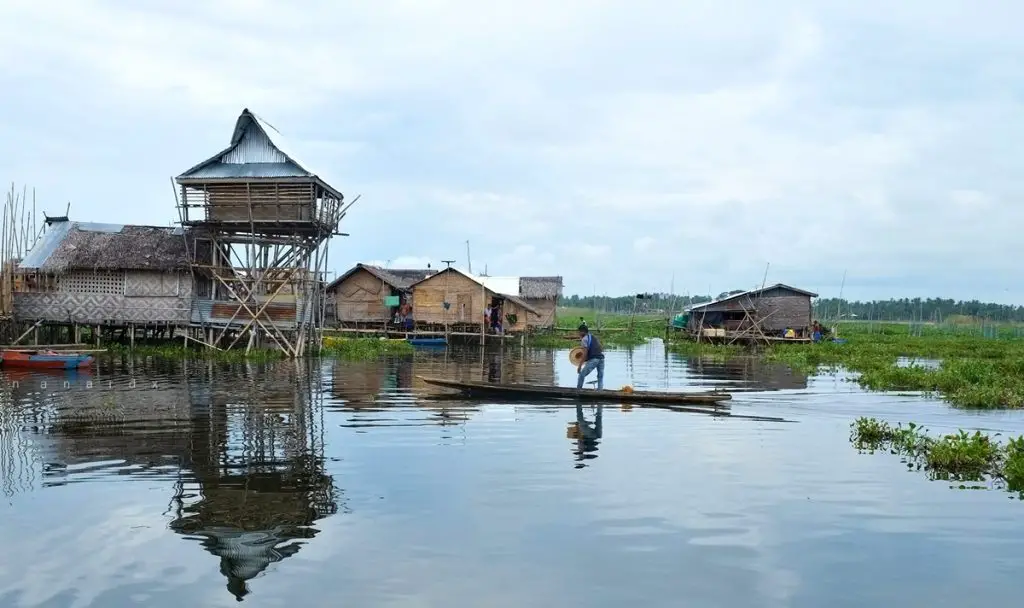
[0,349,96,369]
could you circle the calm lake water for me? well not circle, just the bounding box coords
[2,340,1024,607]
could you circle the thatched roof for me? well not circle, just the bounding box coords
[326,263,437,293]
[18,220,198,273]
[519,276,563,299]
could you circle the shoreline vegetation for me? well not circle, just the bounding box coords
[99,336,415,362]
[850,417,1024,497]
[75,307,1024,410]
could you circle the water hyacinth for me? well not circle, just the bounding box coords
[670,321,1024,409]
[850,417,1024,496]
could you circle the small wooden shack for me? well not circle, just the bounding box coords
[686,283,817,340]
[407,267,540,333]
[519,276,563,328]
[12,218,204,330]
[325,263,436,326]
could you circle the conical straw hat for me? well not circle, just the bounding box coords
[569,347,586,366]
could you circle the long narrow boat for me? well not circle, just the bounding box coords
[417,375,731,406]
[0,350,96,370]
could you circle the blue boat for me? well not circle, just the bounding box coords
[406,337,448,347]
[1,349,96,369]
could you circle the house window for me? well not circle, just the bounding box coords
[60,271,126,295]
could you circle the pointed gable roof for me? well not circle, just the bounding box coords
[176,108,343,199]
[407,267,541,316]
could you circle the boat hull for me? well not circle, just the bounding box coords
[407,338,448,347]
[0,351,96,369]
[416,375,731,406]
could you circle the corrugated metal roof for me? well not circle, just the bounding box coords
[181,162,309,179]
[77,222,125,233]
[222,122,288,164]
[18,220,73,269]
[478,276,520,296]
[176,109,344,199]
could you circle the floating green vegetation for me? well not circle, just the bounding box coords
[321,336,414,358]
[850,417,1024,496]
[102,343,285,362]
[661,321,1024,409]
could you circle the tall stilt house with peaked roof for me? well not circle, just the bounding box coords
[175,108,347,356]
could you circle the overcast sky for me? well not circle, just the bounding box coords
[0,1,1020,302]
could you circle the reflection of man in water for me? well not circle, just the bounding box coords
[487,352,501,383]
[570,403,603,468]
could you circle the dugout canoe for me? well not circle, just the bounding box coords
[416,376,731,406]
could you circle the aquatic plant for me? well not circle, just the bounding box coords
[102,342,285,362]
[664,321,1024,409]
[321,336,414,358]
[850,417,1024,495]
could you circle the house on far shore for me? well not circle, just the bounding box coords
[12,217,205,333]
[685,283,817,339]
[407,267,540,333]
[325,263,436,326]
[518,276,563,328]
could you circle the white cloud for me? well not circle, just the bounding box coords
[0,0,1021,301]
[633,237,656,253]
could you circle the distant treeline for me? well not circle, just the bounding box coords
[560,294,1024,322]
[812,297,1024,323]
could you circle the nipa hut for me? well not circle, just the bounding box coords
[518,276,563,328]
[407,267,540,333]
[325,263,436,326]
[12,217,206,329]
[685,283,817,339]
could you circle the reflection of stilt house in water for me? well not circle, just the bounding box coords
[11,218,208,339]
[175,108,347,356]
[170,361,338,601]
[683,356,809,390]
[1,361,339,602]
[324,263,437,327]
[685,284,817,343]
[406,267,541,334]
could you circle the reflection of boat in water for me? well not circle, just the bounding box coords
[417,375,731,406]
[0,349,95,370]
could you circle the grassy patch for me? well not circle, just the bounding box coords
[322,336,414,358]
[850,417,1024,496]
[545,306,665,348]
[662,321,1024,409]
[102,342,285,362]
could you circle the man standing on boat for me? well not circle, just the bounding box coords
[576,324,605,390]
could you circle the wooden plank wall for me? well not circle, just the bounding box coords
[332,268,394,323]
[411,271,531,331]
[523,298,557,328]
[201,183,315,222]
